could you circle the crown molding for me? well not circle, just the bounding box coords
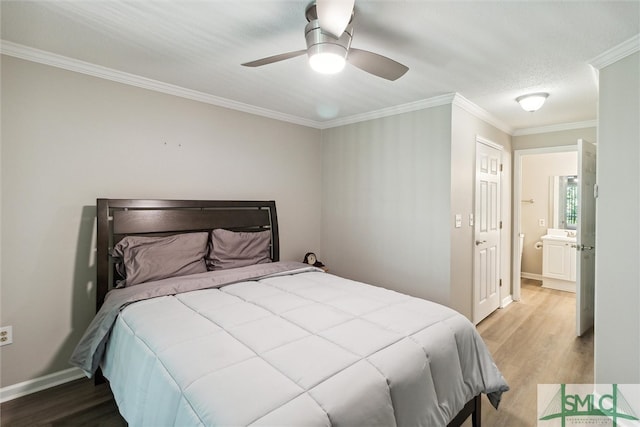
[0,41,465,131]
[512,119,598,136]
[452,93,514,135]
[589,34,640,70]
[319,93,457,129]
[321,92,515,133]
[0,40,323,129]
[0,40,528,134]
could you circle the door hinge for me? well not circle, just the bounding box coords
[499,221,503,229]
[499,279,503,287]
[594,184,599,199]
[500,164,503,172]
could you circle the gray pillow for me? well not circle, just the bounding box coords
[112,233,208,287]
[207,229,272,270]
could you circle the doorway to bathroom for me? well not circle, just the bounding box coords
[513,141,597,336]
[514,146,578,292]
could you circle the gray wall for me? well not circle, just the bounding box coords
[0,56,323,387]
[321,103,512,321]
[595,51,639,383]
[321,106,453,306]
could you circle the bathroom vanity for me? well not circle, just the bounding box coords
[542,229,577,292]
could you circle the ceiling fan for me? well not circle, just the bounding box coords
[242,0,409,81]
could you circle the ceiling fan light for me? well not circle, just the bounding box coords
[305,19,350,75]
[516,92,549,112]
[309,52,346,74]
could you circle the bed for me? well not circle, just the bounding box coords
[70,199,508,427]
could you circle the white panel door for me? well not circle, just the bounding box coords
[474,140,502,324]
[576,139,596,336]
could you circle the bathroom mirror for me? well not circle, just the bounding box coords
[549,175,578,229]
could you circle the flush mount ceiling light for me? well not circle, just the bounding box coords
[516,92,549,112]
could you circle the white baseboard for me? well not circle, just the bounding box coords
[0,367,86,403]
[500,295,514,308]
[542,277,576,293]
[521,272,543,281]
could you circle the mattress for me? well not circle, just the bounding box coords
[72,262,508,426]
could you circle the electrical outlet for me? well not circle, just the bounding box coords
[0,326,13,346]
[539,219,546,227]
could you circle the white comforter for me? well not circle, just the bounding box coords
[99,265,507,426]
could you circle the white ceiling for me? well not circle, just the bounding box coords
[2,1,639,133]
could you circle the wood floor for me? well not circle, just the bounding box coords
[462,278,594,427]
[0,379,126,426]
[1,279,592,427]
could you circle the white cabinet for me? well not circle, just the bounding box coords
[542,235,576,292]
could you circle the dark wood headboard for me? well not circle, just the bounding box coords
[96,199,279,311]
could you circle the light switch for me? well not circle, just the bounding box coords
[455,214,462,228]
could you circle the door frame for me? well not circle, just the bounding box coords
[512,145,577,301]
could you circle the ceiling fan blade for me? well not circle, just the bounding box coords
[316,0,354,38]
[347,48,409,81]
[242,50,307,67]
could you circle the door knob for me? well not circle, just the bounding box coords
[572,244,595,251]
[475,240,486,246]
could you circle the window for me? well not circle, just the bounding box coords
[564,176,578,229]
[551,175,579,230]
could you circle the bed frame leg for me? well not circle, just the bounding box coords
[472,394,481,427]
[94,368,106,386]
[446,394,481,427]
